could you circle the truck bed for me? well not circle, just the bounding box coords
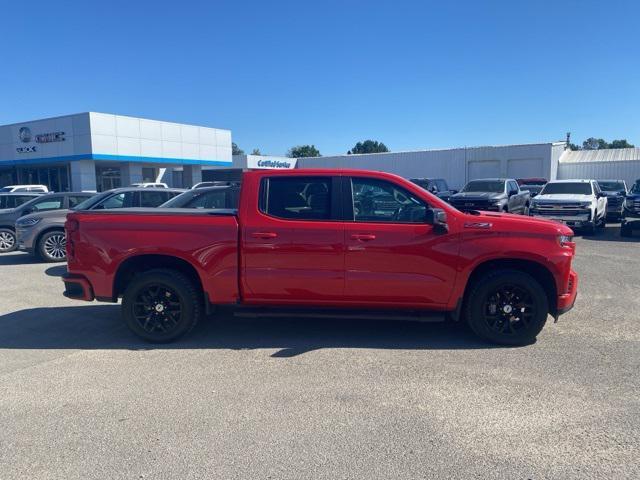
[65,208,241,304]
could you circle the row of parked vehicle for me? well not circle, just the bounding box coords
[1,174,638,262]
[0,183,240,260]
[410,176,640,237]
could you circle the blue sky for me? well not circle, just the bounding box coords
[1,0,638,156]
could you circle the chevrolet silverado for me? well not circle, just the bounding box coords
[63,169,578,346]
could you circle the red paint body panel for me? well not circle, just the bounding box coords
[65,169,578,316]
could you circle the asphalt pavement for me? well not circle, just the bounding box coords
[0,225,638,479]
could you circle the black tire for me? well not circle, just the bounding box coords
[0,228,17,253]
[122,268,202,343]
[523,203,530,216]
[464,269,549,346]
[37,230,67,262]
[584,219,596,235]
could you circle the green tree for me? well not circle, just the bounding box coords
[609,139,635,149]
[568,143,581,151]
[250,148,262,155]
[348,140,389,155]
[287,145,321,158]
[582,137,608,150]
[232,142,244,155]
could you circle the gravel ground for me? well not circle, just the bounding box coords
[0,224,638,479]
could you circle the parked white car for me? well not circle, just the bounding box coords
[529,179,607,234]
[0,184,49,193]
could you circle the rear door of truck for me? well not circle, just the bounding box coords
[240,173,345,305]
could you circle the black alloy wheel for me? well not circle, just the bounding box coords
[122,269,202,343]
[465,269,548,346]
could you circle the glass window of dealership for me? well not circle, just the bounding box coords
[0,112,233,191]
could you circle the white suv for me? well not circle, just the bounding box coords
[529,179,607,234]
[0,184,49,193]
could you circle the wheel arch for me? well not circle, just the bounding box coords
[35,226,65,250]
[463,258,558,316]
[113,254,204,302]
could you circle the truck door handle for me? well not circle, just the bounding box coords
[351,233,376,241]
[251,232,278,239]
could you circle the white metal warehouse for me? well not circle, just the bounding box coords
[557,148,640,187]
[297,143,640,189]
[297,143,566,190]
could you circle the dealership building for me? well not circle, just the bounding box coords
[2,112,639,192]
[0,112,233,191]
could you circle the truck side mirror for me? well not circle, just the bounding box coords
[425,208,448,233]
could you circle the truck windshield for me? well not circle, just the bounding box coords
[598,181,625,191]
[461,181,504,193]
[630,181,640,194]
[541,183,593,195]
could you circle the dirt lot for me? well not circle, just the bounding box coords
[0,225,638,479]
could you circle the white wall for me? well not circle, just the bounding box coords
[88,113,232,165]
[297,143,556,190]
[557,161,640,186]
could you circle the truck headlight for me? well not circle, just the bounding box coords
[16,217,41,227]
[558,235,574,247]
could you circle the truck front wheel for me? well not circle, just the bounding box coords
[464,269,549,346]
[122,268,202,343]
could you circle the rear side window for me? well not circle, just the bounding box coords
[139,191,171,207]
[68,196,91,208]
[30,196,63,212]
[95,192,134,209]
[436,180,448,191]
[260,177,332,220]
[186,190,235,209]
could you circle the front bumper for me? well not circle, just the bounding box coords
[15,226,37,251]
[62,273,95,301]
[557,269,578,316]
[622,204,640,224]
[530,213,591,228]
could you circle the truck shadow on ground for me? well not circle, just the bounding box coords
[0,304,500,356]
[0,252,49,266]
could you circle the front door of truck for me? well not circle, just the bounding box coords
[343,176,458,308]
[242,175,345,305]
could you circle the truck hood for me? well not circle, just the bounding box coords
[534,194,593,202]
[462,210,574,235]
[451,192,504,200]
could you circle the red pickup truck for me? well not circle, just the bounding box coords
[63,169,578,346]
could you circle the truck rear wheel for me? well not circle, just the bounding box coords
[122,268,202,343]
[464,269,549,346]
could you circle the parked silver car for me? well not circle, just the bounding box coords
[16,187,185,262]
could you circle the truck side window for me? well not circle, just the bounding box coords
[351,178,428,223]
[261,177,332,220]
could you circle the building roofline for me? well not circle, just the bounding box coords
[0,111,230,131]
[304,141,566,159]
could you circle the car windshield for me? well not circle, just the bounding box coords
[521,184,543,192]
[71,192,107,210]
[461,181,504,193]
[598,181,625,191]
[0,187,13,192]
[540,182,593,195]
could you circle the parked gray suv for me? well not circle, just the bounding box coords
[16,187,184,262]
[0,192,93,254]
